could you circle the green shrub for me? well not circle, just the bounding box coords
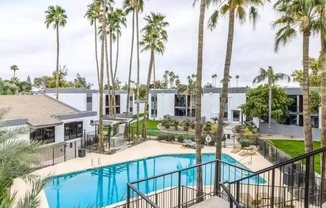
[157,134,168,141]
[167,134,175,142]
[239,139,251,148]
[188,136,195,142]
[177,135,184,143]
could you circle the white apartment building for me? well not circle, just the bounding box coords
[148,87,248,123]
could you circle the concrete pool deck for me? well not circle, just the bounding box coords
[12,140,274,208]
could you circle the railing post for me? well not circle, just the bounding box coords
[178,171,182,208]
[214,160,219,196]
[127,184,131,208]
[270,169,275,208]
[236,181,240,203]
[305,156,311,208]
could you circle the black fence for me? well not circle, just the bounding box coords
[35,138,83,169]
[124,159,254,208]
[256,138,292,164]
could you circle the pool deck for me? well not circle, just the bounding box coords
[11,140,274,208]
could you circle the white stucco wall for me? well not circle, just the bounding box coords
[46,93,87,111]
[227,93,246,123]
[153,93,175,120]
[119,94,128,114]
[1,125,30,141]
[201,93,220,122]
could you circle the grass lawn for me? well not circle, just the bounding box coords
[130,120,162,136]
[269,140,322,173]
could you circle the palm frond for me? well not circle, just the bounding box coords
[208,10,219,30]
[274,25,296,52]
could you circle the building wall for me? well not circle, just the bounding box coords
[46,93,87,111]
[227,93,246,123]
[149,92,175,120]
[201,92,220,122]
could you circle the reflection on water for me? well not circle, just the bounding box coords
[45,154,261,208]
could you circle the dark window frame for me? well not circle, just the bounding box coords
[64,121,83,141]
[30,126,55,144]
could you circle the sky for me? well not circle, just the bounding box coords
[0,0,321,89]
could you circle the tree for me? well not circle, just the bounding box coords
[45,5,67,100]
[140,13,169,138]
[208,0,262,191]
[252,66,290,134]
[48,66,69,88]
[123,0,144,134]
[194,0,206,202]
[274,0,321,156]
[74,73,93,89]
[241,85,294,123]
[235,75,239,87]
[10,65,19,79]
[0,109,46,208]
[291,57,322,87]
[33,76,52,90]
[85,1,101,86]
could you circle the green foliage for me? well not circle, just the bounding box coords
[177,135,184,143]
[240,85,294,123]
[0,78,32,95]
[291,57,321,87]
[310,90,321,114]
[239,139,251,148]
[0,109,45,207]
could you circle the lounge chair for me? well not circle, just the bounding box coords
[231,144,241,153]
[182,139,201,149]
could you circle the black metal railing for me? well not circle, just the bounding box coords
[220,182,241,208]
[226,147,326,208]
[125,159,254,208]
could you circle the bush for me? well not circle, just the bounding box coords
[190,121,195,129]
[188,136,195,142]
[234,125,242,134]
[177,135,184,143]
[167,134,175,142]
[157,134,168,141]
[239,139,251,148]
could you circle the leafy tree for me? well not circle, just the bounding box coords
[0,79,19,95]
[140,13,169,138]
[310,90,321,114]
[240,85,294,123]
[74,73,93,89]
[45,5,67,100]
[10,65,19,79]
[291,57,322,87]
[33,76,52,90]
[48,66,69,88]
[252,66,290,135]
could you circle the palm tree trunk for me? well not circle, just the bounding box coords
[105,31,112,118]
[303,30,316,195]
[215,3,235,194]
[98,0,107,153]
[94,21,100,86]
[268,84,272,135]
[153,56,156,121]
[195,0,206,202]
[136,10,141,136]
[126,10,135,119]
[109,30,116,117]
[320,33,326,181]
[114,33,119,80]
[55,24,60,100]
[302,31,313,153]
[142,49,155,138]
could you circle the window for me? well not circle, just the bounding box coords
[30,127,55,144]
[130,107,133,112]
[151,109,157,116]
[232,110,240,122]
[130,96,133,101]
[64,122,83,141]
[87,96,92,102]
[151,96,157,102]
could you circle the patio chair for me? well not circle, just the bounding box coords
[182,139,199,149]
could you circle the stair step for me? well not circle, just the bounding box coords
[189,196,230,208]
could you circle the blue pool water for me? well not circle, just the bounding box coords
[45,154,264,208]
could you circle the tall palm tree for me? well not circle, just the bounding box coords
[274,0,320,155]
[45,5,67,100]
[140,13,169,138]
[187,74,196,117]
[123,0,144,133]
[194,0,206,202]
[209,0,262,192]
[10,65,19,79]
[252,66,290,135]
[85,1,101,86]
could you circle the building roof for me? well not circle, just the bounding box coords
[0,95,80,127]
[45,88,129,95]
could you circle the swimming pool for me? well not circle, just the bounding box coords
[44,154,264,208]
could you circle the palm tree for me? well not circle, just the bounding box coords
[85,1,101,87]
[123,0,144,134]
[187,74,196,117]
[274,0,321,155]
[45,5,67,100]
[209,0,262,192]
[0,109,46,208]
[194,0,206,202]
[140,13,169,138]
[235,74,239,87]
[10,65,19,79]
[252,66,290,135]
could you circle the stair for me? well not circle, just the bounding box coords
[189,196,230,208]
